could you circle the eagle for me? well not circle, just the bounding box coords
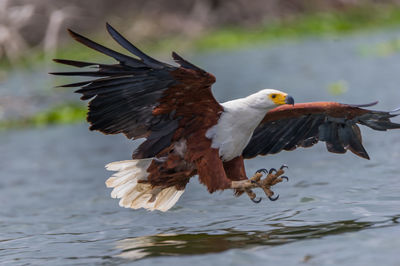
[52,24,400,212]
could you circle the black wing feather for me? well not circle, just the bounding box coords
[172,51,206,72]
[243,106,400,160]
[52,24,183,158]
[106,23,165,69]
[67,29,146,68]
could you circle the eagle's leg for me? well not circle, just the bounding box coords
[231,172,261,195]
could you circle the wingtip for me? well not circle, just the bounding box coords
[67,28,84,42]
[171,51,206,73]
[105,22,114,34]
[67,28,76,37]
[171,51,183,61]
[349,146,370,160]
[53,84,66,88]
[349,101,379,108]
[390,106,400,114]
[52,58,69,66]
[48,72,64,76]
[105,23,121,43]
[105,22,123,41]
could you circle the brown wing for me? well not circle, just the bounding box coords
[51,23,222,160]
[52,24,231,193]
[243,102,400,159]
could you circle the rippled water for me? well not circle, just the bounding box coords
[1,30,400,265]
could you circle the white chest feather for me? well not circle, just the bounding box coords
[206,98,269,161]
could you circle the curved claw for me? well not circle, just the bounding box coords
[251,197,262,203]
[268,168,277,174]
[280,164,288,170]
[256,168,268,174]
[268,194,280,201]
[281,176,289,182]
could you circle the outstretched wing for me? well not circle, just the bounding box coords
[51,23,222,159]
[243,102,400,159]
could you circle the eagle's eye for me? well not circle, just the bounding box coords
[271,94,277,99]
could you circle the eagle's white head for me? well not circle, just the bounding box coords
[245,89,295,110]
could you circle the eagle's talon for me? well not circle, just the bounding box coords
[268,194,280,201]
[245,189,262,203]
[280,164,288,170]
[251,197,262,203]
[256,168,268,174]
[268,168,277,174]
[281,176,289,182]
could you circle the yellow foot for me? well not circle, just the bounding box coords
[231,165,289,203]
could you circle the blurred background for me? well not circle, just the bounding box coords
[2,1,400,265]
[2,0,400,127]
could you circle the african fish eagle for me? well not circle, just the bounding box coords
[52,24,400,212]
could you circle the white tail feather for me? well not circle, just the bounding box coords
[105,159,184,212]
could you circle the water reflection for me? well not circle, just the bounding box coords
[115,216,399,260]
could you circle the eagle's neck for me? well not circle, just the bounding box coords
[206,96,274,161]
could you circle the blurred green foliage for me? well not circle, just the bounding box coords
[359,38,400,57]
[0,103,87,131]
[327,80,349,96]
[194,6,400,50]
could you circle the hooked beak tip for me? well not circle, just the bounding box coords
[285,95,295,105]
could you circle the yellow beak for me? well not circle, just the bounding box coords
[271,93,295,105]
